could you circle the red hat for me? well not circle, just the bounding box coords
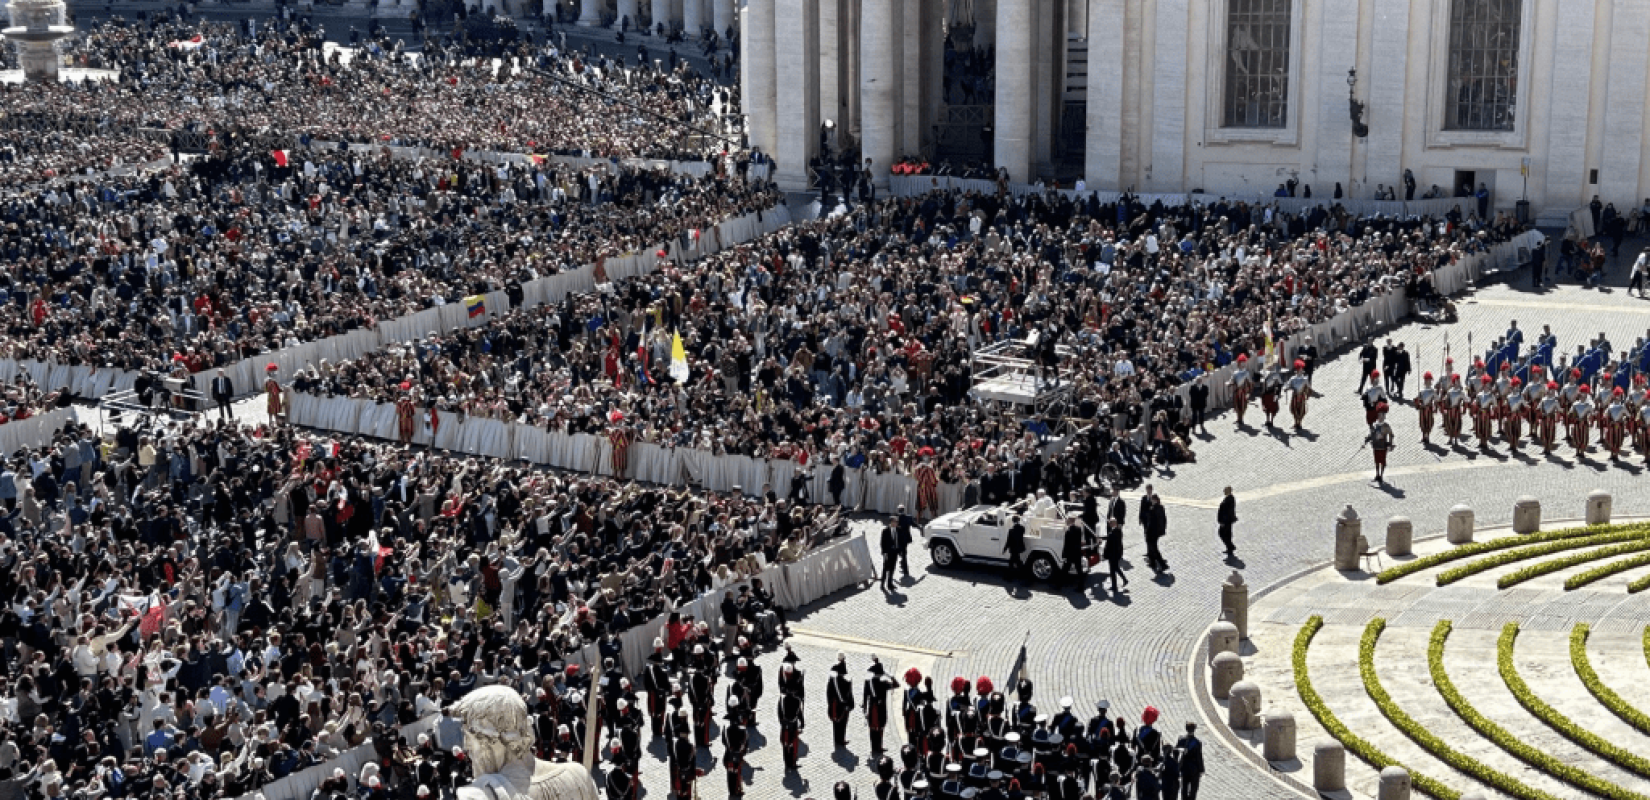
[950,677,969,695]
[565,665,580,676]
[1572,368,1582,378]
[1423,371,1434,380]
[1446,358,1455,364]
[1142,706,1160,726]
[266,363,279,372]
[1451,374,1461,383]
[1614,386,1625,396]
[1580,384,1592,394]
[1376,402,1390,413]
[1293,359,1305,370]
[1371,370,1381,378]
[1547,381,1559,390]
[399,381,412,391]
[1531,365,1543,374]
[1474,359,1485,369]
[975,676,995,695]
[1500,362,1511,371]
[904,668,922,687]
[1510,377,1522,387]
[1236,354,1248,363]
[918,446,936,457]
[1480,374,1492,384]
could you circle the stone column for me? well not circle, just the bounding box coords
[577,0,602,26]
[712,0,734,35]
[1262,708,1296,761]
[1587,490,1613,524]
[1084,0,1123,189]
[682,0,702,35]
[652,0,670,32]
[1148,0,1188,191]
[742,0,779,156]
[1513,497,1541,534]
[1314,742,1346,792]
[1227,681,1261,729]
[1334,505,1362,571]
[616,0,638,28]
[818,0,841,132]
[773,0,819,190]
[1206,621,1238,665]
[1447,505,1475,544]
[899,0,923,157]
[1210,651,1243,699]
[992,0,1033,182]
[859,0,901,188]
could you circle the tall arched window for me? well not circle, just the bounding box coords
[1222,0,1290,129]
[1445,0,1520,131]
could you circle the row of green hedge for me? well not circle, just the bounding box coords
[1497,539,1650,589]
[1430,621,1650,800]
[1565,552,1650,590]
[1374,523,1646,585]
[1630,572,1650,594]
[1434,528,1650,586]
[1498,624,1650,780]
[1570,624,1650,737]
[1360,619,1556,800]
[1292,616,1460,799]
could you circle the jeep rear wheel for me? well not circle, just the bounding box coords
[1028,553,1057,581]
[930,541,958,568]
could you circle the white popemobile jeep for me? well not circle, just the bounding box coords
[922,497,1093,581]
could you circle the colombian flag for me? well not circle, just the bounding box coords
[464,295,486,318]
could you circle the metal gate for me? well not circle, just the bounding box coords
[935,104,991,161]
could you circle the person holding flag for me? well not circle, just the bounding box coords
[1227,354,1253,427]
[668,330,690,383]
[1258,364,1283,427]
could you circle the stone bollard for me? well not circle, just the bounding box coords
[1587,490,1613,525]
[1210,651,1244,699]
[1207,621,1240,665]
[1335,505,1363,570]
[1262,707,1296,761]
[1513,497,1541,534]
[1313,741,1346,792]
[1227,681,1261,729]
[1378,766,1412,800]
[1447,505,1475,544]
[1221,571,1250,639]
[1386,517,1413,557]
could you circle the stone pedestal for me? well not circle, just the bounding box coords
[4,0,73,83]
[576,0,602,25]
[1221,571,1249,639]
[1207,621,1239,665]
[1386,517,1413,557]
[1513,497,1541,534]
[1262,707,1295,761]
[1587,490,1612,525]
[1211,651,1244,699]
[1227,681,1261,729]
[1313,741,1346,792]
[1334,505,1363,570]
[614,0,637,29]
[1378,766,1412,800]
[1447,505,1474,544]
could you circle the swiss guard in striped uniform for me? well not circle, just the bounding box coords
[1472,375,1498,447]
[1634,382,1650,459]
[396,384,418,443]
[1602,387,1630,459]
[914,455,941,521]
[265,364,283,425]
[1415,372,1437,443]
[1285,360,1311,429]
[609,422,633,477]
[1500,377,1525,446]
[1537,383,1563,453]
[1569,384,1596,453]
[1227,354,1253,427]
[1442,374,1467,445]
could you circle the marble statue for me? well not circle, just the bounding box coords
[451,687,599,800]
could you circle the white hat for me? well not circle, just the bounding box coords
[1060,696,1073,709]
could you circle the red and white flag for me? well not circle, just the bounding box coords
[271,150,290,168]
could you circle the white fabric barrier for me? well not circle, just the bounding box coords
[0,408,79,457]
[233,716,439,800]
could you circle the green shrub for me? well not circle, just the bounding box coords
[1499,624,1650,780]
[1293,616,1460,799]
[1631,573,1650,594]
[1360,619,1556,800]
[1374,523,1649,585]
[1565,553,1650,590]
[1570,624,1650,737]
[1430,621,1649,799]
[1434,528,1650,586]
[1496,539,1650,589]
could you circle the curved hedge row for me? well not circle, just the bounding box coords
[1293,616,1461,799]
[1498,624,1650,779]
[1631,572,1650,594]
[1433,529,1650,586]
[1430,621,1650,800]
[1374,523,1647,585]
[1570,624,1650,737]
[1565,552,1650,590]
[1360,619,1555,800]
[1496,539,1650,589]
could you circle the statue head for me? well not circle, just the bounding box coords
[450,686,535,776]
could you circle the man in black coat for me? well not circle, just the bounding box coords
[1003,516,1027,572]
[1139,486,1169,573]
[1188,376,1210,434]
[1357,343,1379,393]
[894,506,914,578]
[828,462,846,506]
[210,369,235,421]
[1176,723,1205,799]
[879,522,899,592]
[1216,487,1237,557]
[1061,521,1087,588]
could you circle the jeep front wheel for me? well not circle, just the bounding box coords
[1028,553,1057,581]
[930,541,958,568]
